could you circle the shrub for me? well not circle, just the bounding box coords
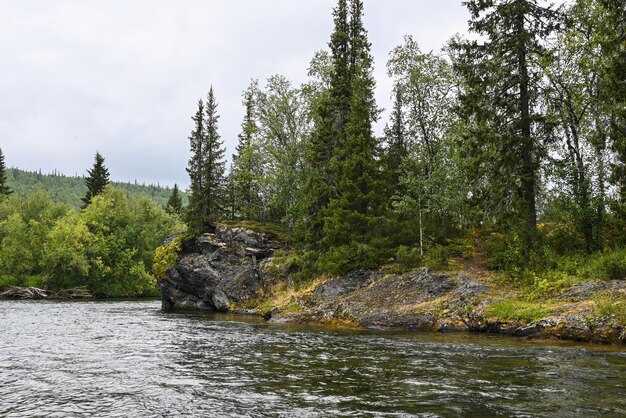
[593,295,626,326]
[483,232,525,273]
[424,245,449,270]
[542,222,585,256]
[394,245,423,272]
[153,236,182,280]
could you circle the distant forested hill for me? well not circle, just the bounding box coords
[6,168,187,208]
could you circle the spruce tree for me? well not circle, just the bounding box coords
[186,88,227,233]
[298,0,353,245]
[298,0,383,271]
[453,0,559,258]
[82,152,110,207]
[0,148,12,196]
[166,183,183,215]
[186,99,206,231]
[384,88,407,200]
[231,84,262,220]
[202,87,226,219]
[322,0,383,257]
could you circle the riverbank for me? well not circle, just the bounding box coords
[158,223,626,345]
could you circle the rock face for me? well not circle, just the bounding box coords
[159,224,624,345]
[158,225,280,311]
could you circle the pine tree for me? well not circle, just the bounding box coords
[231,83,262,220]
[321,0,383,255]
[297,0,383,271]
[384,88,407,199]
[82,152,110,207]
[186,99,206,230]
[186,88,227,233]
[452,0,559,258]
[202,86,226,219]
[0,148,12,196]
[166,183,183,215]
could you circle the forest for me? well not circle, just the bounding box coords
[181,0,626,285]
[0,0,624,297]
[0,151,185,297]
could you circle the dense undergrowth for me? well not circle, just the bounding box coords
[0,187,184,297]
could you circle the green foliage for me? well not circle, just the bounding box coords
[485,299,550,323]
[6,167,183,208]
[483,232,526,273]
[153,236,182,280]
[0,148,12,196]
[523,271,579,300]
[0,186,184,297]
[423,246,450,270]
[593,295,626,326]
[394,246,423,273]
[82,152,110,207]
[43,212,92,289]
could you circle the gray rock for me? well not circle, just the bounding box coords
[314,270,382,297]
[212,289,230,312]
[158,224,277,312]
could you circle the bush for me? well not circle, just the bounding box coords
[524,271,578,300]
[541,222,585,256]
[593,295,626,326]
[424,245,449,270]
[317,241,388,275]
[153,236,182,279]
[394,245,423,272]
[596,250,626,280]
[483,232,525,272]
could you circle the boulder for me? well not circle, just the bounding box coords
[159,224,278,312]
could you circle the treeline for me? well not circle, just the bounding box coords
[0,150,185,296]
[5,167,186,208]
[183,0,625,278]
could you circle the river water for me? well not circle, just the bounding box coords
[0,300,624,417]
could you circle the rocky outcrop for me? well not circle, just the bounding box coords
[160,224,625,345]
[158,224,281,311]
[272,269,490,332]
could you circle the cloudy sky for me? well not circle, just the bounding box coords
[0,0,469,188]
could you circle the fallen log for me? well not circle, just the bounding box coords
[0,286,51,299]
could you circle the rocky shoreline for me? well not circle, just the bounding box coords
[159,224,625,345]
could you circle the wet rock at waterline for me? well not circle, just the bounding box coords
[159,224,625,345]
[159,224,281,312]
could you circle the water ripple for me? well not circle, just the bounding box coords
[0,300,624,417]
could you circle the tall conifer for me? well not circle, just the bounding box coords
[0,148,12,196]
[186,100,206,231]
[186,88,227,233]
[453,0,559,258]
[82,152,110,207]
[232,84,262,220]
[166,183,183,215]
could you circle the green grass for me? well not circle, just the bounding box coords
[593,295,626,326]
[485,299,550,323]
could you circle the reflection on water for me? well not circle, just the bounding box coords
[0,300,624,417]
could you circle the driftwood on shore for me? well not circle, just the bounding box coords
[0,287,51,299]
[0,286,93,300]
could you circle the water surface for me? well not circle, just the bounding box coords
[0,300,624,417]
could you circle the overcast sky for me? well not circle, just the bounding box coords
[0,0,469,188]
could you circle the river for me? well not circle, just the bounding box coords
[0,300,624,417]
